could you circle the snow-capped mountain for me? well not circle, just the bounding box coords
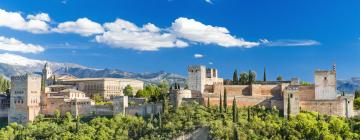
[337,77,360,93]
[0,53,186,84]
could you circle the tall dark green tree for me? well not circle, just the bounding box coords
[162,95,169,115]
[207,95,210,108]
[41,74,45,93]
[224,89,227,112]
[247,107,251,122]
[233,70,238,85]
[263,66,267,82]
[232,97,237,123]
[233,126,239,140]
[287,93,291,120]
[219,94,223,113]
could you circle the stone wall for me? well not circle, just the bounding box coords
[223,85,250,96]
[298,86,315,100]
[126,103,162,116]
[299,97,352,117]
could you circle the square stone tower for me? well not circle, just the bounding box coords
[315,70,337,100]
[9,74,41,124]
[188,65,207,94]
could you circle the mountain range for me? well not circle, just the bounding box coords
[0,53,186,85]
[0,53,359,92]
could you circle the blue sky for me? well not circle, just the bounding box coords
[0,0,360,81]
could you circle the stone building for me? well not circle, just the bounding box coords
[8,74,41,124]
[181,65,355,117]
[0,93,9,118]
[57,78,143,100]
[42,64,144,100]
[42,89,94,117]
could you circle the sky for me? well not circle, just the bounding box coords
[0,0,360,82]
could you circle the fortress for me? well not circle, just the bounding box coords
[172,65,355,117]
[3,64,163,124]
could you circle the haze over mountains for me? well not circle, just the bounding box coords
[0,53,186,85]
[0,53,359,92]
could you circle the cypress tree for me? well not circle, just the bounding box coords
[219,94,223,113]
[163,95,168,115]
[207,95,210,108]
[158,112,162,129]
[233,126,239,140]
[247,107,251,122]
[232,97,237,123]
[287,93,291,120]
[263,66,267,82]
[233,70,238,85]
[224,89,227,113]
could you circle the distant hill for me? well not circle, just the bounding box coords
[337,77,360,93]
[0,53,186,85]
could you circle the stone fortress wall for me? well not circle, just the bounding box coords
[183,64,355,118]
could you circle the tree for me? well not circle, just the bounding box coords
[162,95,169,114]
[233,126,239,140]
[239,72,248,85]
[233,70,238,85]
[219,94,223,113]
[276,76,283,81]
[248,70,256,85]
[287,93,291,120]
[263,66,267,82]
[124,85,134,96]
[355,90,360,99]
[232,97,237,123]
[41,74,45,93]
[207,95,210,108]
[224,89,227,113]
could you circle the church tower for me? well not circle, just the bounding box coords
[42,62,52,80]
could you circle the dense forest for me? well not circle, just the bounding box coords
[0,101,359,140]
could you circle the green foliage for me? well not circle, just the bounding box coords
[248,70,256,85]
[0,75,10,93]
[92,94,104,102]
[136,83,168,102]
[233,70,238,85]
[354,98,360,110]
[0,104,359,139]
[239,72,248,85]
[276,76,283,81]
[355,90,360,99]
[301,81,313,86]
[123,85,134,96]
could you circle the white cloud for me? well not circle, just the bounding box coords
[205,0,213,4]
[260,39,320,46]
[208,62,213,65]
[52,18,104,36]
[0,36,45,53]
[0,9,50,33]
[194,53,204,58]
[95,18,188,51]
[171,17,259,48]
[27,13,51,22]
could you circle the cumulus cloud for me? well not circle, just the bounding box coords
[194,53,204,58]
[171,17,259,48]
[0,36,45,53]
[52,18,104,36]
[95,18,188,51]
[27,13,51,22]
[0,9,50,33]
[260,39,320,46]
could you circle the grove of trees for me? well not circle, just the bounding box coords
[1,102,359,140]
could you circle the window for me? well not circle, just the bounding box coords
[324,77,327,80]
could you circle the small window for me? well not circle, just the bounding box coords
[324,77,327,80]
[290,94,293,98]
